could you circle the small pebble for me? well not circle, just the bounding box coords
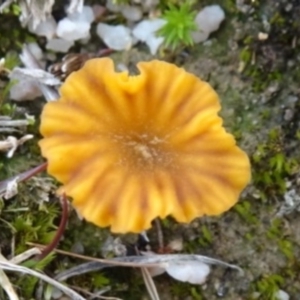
[167,238,183,252]
[106,0,121,13]
[28,16,57,40]
[10,79,42,101]
[166,261,210,284]
[146,34,164,55]
[283,108,294,121]
[133,19,166,42]
[286,95,298,104]
[258,32,268,40]
[285,3,293,12]
[192,5,225,43]
[275,290,290,300]
[46,38,74,53]
[132,19,166,54]
[68,5,95,24]
[56,6,94,42]
[27,42,44,61]
[140,0,159,11]
[56,18,91,41]
[96,23,132,51]
[122,5,143,21]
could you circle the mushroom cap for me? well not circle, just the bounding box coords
[39,58,251,233]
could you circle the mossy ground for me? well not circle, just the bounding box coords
[1,0,300,299]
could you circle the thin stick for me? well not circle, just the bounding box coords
[10,248,41,264]
[25,243,243,274]
[0,261,85,300]
[140,267,160,300]
[69,285,121,300]
[135,245,160,300]
[0,254,19,300]
[26,242,162,268]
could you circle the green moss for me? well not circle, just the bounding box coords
[0,102,16,116]
[266,218,283,239]
[190,286,204,300]
[266,219,295,260]
[200,225,213,244]
[234,201,259,224]
[17,253,57,298]
[170,281,204,299]
[59,213,112,258]
[10,202,59,253]
[239,42,283,92]
[251,128,299,200]
[198,225,213,247]
[253,274,284,300]
[92,273,111,287]
[238,1,300,92]
[278,240,294,260]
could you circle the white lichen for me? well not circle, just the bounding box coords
[276,188,300,216]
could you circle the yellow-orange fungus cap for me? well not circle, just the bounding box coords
[39,58,251,233]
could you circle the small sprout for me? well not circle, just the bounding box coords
[251,129,298,199]
[158,2,197,50]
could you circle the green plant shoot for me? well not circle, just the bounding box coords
[158,2,198,50]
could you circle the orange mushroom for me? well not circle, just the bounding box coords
[39,58,251,233]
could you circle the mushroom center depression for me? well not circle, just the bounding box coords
[112,132,175,172]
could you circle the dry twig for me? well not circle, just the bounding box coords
[0,253,19,300]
